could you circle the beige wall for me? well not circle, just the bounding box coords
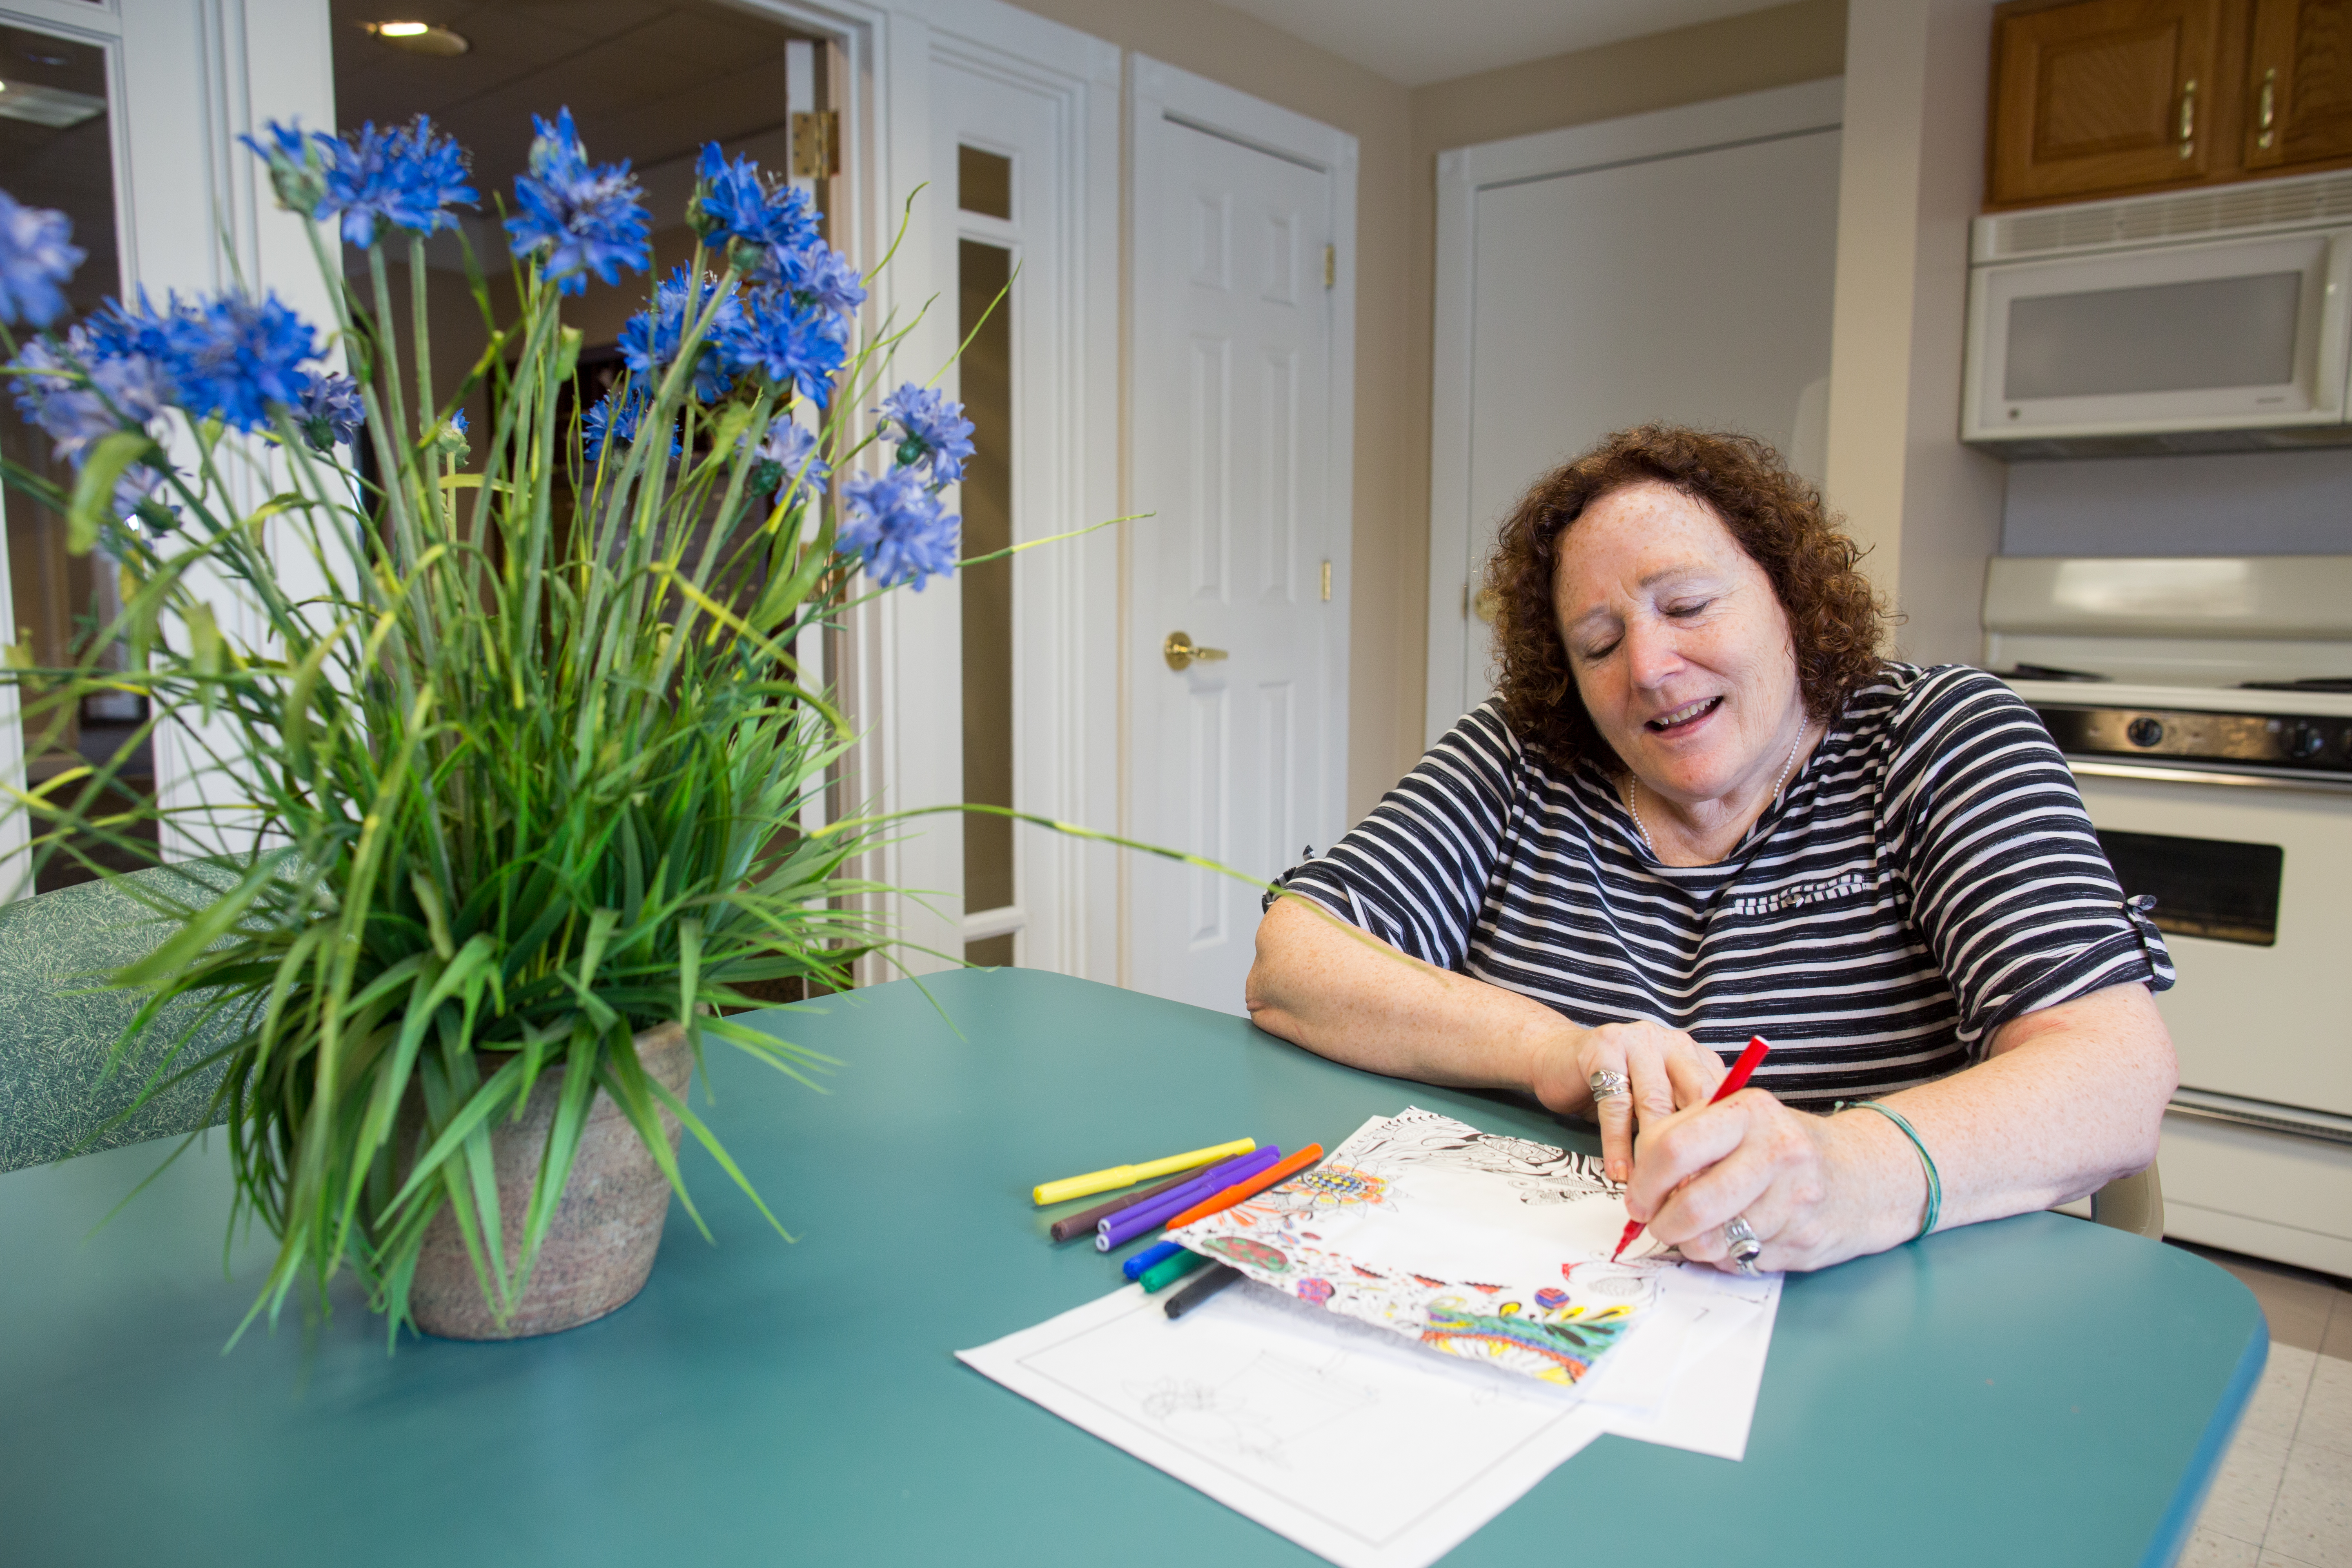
[1824,0,2005,667]
[1019,0,1846,819]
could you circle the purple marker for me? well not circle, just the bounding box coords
[1092,1154,1256,1251]
[1098,1146,1283,1250]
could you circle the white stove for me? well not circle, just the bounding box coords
[1987,556,2352,1276]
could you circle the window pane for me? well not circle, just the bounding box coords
[959,145,1011,220]
[959,238,1014,942]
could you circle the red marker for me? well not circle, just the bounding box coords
[1611,1035,1773,1261]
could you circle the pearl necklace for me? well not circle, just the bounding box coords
[1626,726,1807,856]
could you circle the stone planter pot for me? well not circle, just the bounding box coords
[406,1021,693,1340]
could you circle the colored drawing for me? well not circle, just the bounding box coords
[1205,1235,1293,1273]
[1167,1107,1666,1388]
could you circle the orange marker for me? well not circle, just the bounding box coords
[1162,1143,1325,1231]
[1612,1035,1773,1261]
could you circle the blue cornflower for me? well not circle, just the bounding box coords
[840,466,959,590]
[722,291,847,408]
[112,461,177,529]
[619,268,739,403]
[0,190,84,327]
[877,383,974,485]
[161,292,321,433]
[295,369,364,450]
[751,413,826,500]
[315,117,477,248]
[241,120,330,215]
[506,108,651,296]
[777,240,866,317]
[581,388,680,463]
[9,329,169,466]
[690,144,818,254]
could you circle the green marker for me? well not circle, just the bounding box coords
[1138,1248,1210,1293]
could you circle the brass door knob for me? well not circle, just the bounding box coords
[1163,631,1228,671]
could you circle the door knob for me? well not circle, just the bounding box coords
[1163,631,1228,671]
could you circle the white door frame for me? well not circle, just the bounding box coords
[839,0,1119,983]
[1422,77,1845,747]
[1123,56,1356,987]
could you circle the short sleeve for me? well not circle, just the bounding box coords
[1275,702,1522,971]
[1880,667,2175,1052]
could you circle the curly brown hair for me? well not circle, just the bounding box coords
[1483,424,1887,777]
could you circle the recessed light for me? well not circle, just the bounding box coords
[363,20,469,55]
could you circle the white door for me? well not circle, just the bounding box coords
[1425,80,1844,739]
[1127,62,1355,1013]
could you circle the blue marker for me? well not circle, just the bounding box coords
[1123,1240,1185,1281]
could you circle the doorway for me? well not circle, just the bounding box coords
[1124,59,1356,1014]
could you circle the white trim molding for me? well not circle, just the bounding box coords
[1423,76,1844,746]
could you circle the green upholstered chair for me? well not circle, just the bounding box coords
[0,865,247,1173]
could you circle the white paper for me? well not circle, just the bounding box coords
[959,1279,1609,1568]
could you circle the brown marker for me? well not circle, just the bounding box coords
[1047,1169,1199,1243]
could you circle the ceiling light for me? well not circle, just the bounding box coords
[0,80,106,129]
[363,20,470,55]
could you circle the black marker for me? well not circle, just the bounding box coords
[1163,1262,1241,1319]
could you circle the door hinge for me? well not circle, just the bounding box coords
[1323,244,1336,290]
[792,111,840,179]
[1320,559,1332,601]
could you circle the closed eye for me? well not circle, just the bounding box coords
[1664,598,1714,618]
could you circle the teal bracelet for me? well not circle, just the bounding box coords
[1839,1099,1942,1241]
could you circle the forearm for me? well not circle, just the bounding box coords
[1866,982,2178,1234]
[1244,895,1570,1099]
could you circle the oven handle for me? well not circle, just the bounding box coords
[2170,1089,2352,1148]
[2067,757,2352,794]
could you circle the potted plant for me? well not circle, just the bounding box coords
[0,109,999,1343]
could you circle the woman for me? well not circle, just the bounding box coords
[1247,425,2177,1276]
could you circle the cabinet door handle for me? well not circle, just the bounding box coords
[2259,67,2277,150]
[2179,78,2198,159]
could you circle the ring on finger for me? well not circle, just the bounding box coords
[1723,1214,1764,1277]
[1588,1069,1631,1102]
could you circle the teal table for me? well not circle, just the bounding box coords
[0,970,2263,1566]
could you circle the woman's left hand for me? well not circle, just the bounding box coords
[1622,1090,1924,1274]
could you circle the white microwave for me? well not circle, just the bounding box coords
[1962,171,2352,456]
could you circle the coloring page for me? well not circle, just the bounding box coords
[1170,1107,1666,1386]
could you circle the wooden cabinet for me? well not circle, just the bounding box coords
[1989,0,2239,207]
[2245,0,2352,170]
[1987,0,2352,207]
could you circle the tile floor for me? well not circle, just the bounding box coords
[2180,1243,2352,1568]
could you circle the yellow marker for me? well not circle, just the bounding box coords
[1031,1138,1256,1207]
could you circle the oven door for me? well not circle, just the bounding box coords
[2069,764,2352,1118]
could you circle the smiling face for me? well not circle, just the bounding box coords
[1552,481,1806,809]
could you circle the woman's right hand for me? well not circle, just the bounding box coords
[1530,1020,1728,1185]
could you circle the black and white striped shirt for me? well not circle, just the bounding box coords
[1281,664,2174,1106]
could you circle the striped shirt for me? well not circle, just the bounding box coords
[1280,664,2174,1107]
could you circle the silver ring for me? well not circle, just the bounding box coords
[1588,1069,1630,1102]
[1723,1214,1764,1277]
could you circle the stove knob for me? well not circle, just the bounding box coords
[2284,722,2325,761]
[2126,717,2165,748]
